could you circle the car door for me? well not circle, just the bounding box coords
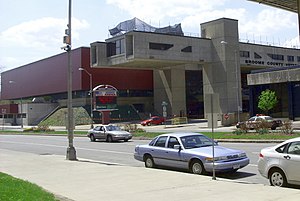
[91,126,101,139]
[164,136,186,169]
[282,141,300,183]
[97,126,106,140]
[150,136,168,166]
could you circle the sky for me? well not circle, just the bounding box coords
[0,0,299,71]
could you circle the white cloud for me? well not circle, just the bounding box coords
[106,0,227,25]
[0,17,89,49]
[240,9,296,36]
[0,17,89,69]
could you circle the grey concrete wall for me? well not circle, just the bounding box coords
[24,103,59,125]
[153,66,186,117]
[248,68,300,85]
[201,18,241,119]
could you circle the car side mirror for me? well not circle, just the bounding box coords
[174,145,182,151]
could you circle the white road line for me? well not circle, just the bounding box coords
[0,141,132,155]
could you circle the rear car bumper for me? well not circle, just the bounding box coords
[134,153,143,162]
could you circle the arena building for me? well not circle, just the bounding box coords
[1,16,300,126]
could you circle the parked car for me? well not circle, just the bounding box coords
[236,115,282,130]
[87,125,132,142]
[134,132,249,174]
[141,116,165,126]
[258,137,300,187]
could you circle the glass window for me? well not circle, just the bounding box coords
[240,51,250,58]
[149,42,174,50]
[287,142,300,155]
[167,137,180,148]
[91,46,97,64]
[254,52,262,59]
[181,46,192,52]
[267,54,284,61]
[275,144,287,153]
[154,136,167,147]
[180,135,214,149]
[297,56,300,62]
[149,137,158,146]
[287,56,294,62]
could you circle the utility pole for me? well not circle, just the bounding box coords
[64,0,76,160]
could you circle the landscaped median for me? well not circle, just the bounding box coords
[0,124,299,141]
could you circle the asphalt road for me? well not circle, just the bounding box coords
[0,134,277,185]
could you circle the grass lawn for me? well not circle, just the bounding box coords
[0,172,59,201]
[131,131,300,140]
[0,129,299,141]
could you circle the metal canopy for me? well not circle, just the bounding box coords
[248,0,298,13]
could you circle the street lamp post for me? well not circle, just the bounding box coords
[65,0,76,160]
[79,67,94,128]
[9,80,23,128]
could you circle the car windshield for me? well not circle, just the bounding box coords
[106,125,121,131]
[180,135,215,149]
[264,116,273,121]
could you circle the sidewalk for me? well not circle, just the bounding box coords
[1,149,300,201]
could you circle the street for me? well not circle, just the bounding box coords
[0,134,277,186]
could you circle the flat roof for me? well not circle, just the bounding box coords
[248,0,298,13]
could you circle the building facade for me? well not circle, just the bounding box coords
[91,18,300,122]
[2,17,300,126]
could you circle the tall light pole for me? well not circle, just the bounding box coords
[64,0,76,160]
[79,67,94,128]
[9,80,23,128]
[220,40,241,123]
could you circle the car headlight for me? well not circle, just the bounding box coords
[239,153,247,158]
[205,156,227,162]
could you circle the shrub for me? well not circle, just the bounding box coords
[253,120,270,134]
[23,126,54,132]
[239,123,249,133]
[281,120,293,135]
[232,129,247,135]
[118,123,145,133]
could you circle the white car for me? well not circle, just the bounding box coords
[87,125,132,142]
[258,137,300,187]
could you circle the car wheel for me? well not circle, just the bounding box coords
[271,126,276,130]
[269,169,287,187]
[147,122,151,126]
[190,160,205,175]
[106,135,113,143]
[90,134,96,142]
[124,139,129,142]
[144,155,155,168]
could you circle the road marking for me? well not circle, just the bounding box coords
[0,141,133,155]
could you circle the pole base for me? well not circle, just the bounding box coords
[66,146,77,160]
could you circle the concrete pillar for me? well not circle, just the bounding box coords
[201,18,241,123]
[153,66,186,117]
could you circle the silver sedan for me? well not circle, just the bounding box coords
[134,132,249,174]
[258,137,300,187]
[87,125,132,142]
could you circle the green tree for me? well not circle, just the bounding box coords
[258,89,278,115]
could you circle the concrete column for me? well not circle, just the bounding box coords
[201,18,241,123]
[153,67,186,117]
